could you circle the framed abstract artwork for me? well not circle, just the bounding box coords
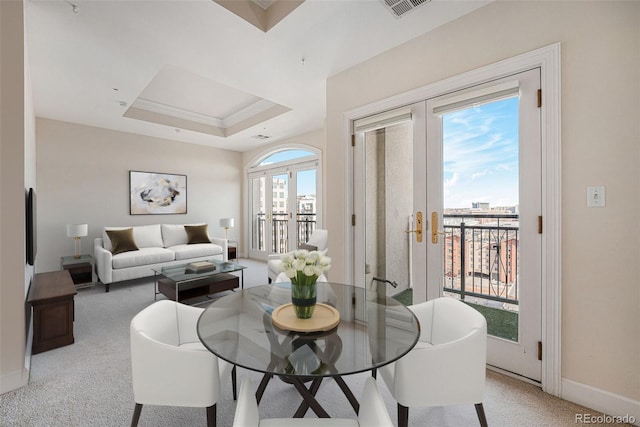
[129,171,187,215]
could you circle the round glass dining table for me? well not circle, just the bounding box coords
[197,281,420,418]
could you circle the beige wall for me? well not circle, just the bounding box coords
[36,119,243,273]
[0,0,36,394]
[326,0,639,403]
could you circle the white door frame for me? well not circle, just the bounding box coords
[343,43,561,396]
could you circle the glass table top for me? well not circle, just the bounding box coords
[197,282,420,378]
[152,258,246,284]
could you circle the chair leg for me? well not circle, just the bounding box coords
[130,403,143,427]
[232,365,237,400]
[398,403,409,427]
[475,403,488,427]
[206,404,216,427]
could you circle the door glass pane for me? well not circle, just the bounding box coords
[272,174,289,254]
[441,96,520,341]
[364,122,413,300]
[296,169,316,247]
[251,176,266,251]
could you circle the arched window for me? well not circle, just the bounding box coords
[258,149,316,166]
[247,147,322,260]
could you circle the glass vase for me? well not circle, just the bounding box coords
[291,279,317,319]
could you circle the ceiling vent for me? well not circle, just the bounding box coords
[252,134,271,140]
[381,0,431,18]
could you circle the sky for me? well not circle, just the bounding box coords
[442,96,519,209]
[260,150,317,195]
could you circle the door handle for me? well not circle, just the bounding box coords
[431,211,446,244]
[405,211,423,243]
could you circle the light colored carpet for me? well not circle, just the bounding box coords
[0,259,615,426]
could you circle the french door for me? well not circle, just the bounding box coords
[353,68,542,381]
[426,69,542,381]
[249,161,319,261]
[352,103,427,295]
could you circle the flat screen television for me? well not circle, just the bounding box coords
[26,188,36,266]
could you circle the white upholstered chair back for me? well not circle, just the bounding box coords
[130,300,232,426]
[233,376,393,427]
[267,229,329,283]
[379,297,488,427]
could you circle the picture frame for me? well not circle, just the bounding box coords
[129,171,187,215]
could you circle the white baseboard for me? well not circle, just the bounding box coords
[562,378,639,426]
[0,367,29,394]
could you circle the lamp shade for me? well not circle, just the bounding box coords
[67,223,88,238]
[219,218,234,228]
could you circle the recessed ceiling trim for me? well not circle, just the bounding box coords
[213,0,305,32]
[132,98,226,128]
[123,107,226,137]
[223,99,280,128]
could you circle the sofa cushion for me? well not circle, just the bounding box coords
[103,224,163,251]
[106,228,139,255]
[111,247,175,269]
[170,243,223,261]
[184,224,211,244]
[162,224,206,247]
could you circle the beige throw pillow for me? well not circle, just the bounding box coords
[185,224,210,244]
[106,228,139,255]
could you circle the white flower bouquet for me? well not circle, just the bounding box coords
[281,249,331,318]
[280,249,331,286]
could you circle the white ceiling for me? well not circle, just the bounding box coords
[25,0,489,152]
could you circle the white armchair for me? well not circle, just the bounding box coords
[233,376,393,427]
[379,297,488,427]
[129,300,235,427]
[267,229,328,283]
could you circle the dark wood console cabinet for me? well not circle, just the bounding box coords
[28,270,77,354]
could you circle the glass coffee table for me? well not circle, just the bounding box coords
[152,259,246,303]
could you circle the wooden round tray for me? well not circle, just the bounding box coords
[271,303,340,333]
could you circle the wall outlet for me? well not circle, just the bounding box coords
[587,186,605,207]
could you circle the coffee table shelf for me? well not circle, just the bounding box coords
[153,259,246,304]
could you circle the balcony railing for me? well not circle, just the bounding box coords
[255,213,316,253]
[442,214,519,305]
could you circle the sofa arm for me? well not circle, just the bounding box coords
[94,238,113,284]
[211,237,228,262]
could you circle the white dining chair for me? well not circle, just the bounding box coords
[233,376,393,427]
[129,300,235,427]
[379,297,488,427]
[267,229,329,283]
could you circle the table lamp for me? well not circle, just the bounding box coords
[67,223,88,258]
[219,218,234,241]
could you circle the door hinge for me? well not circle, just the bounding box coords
[537,89,542,108]
[351,214,356,226]
[537,341,543,361]
[351,134,355,147]
[538,216,543,234]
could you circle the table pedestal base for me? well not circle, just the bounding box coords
[255,373,360,418]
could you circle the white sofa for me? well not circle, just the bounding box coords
[94,224,227,292]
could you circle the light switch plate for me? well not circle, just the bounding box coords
[587,186,605,207]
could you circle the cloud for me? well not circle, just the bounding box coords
[440,97,520,208]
